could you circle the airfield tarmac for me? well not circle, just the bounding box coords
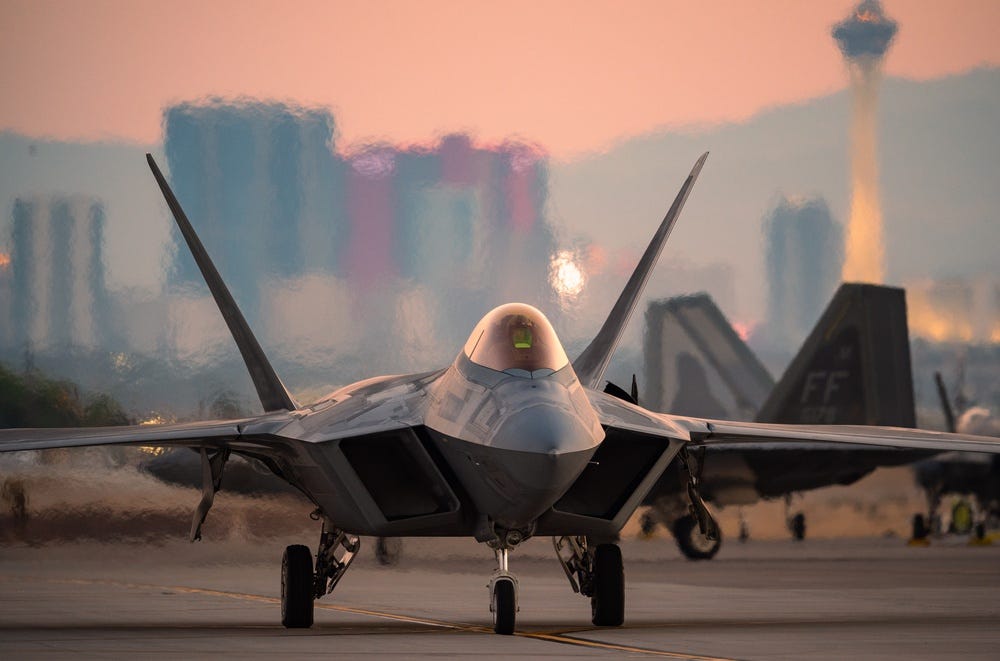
[2,534,998,660]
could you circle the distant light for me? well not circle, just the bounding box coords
[111,352,132,371]
[0,253,10,269]
[732,321,754,342]
[549,250,586,300]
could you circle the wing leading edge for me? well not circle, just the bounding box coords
[672,417,1000,455]
[0,415,293,456]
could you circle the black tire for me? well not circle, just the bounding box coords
[591,544,624,627]
[492,578,516,635]
[672,514,721,560]
[375,537,403,566]
[639,511,657,537]
[911,513,928,540]
[281,544,314,628]
[790,513,806,541]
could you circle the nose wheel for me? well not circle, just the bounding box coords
[488,547,518,634]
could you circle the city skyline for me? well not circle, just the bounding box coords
[0,3,996,415]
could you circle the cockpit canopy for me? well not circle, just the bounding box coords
[463,303,569,375]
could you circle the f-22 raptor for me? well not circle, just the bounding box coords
[3,152,999,635]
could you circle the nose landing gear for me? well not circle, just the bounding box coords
[489,546,518,635]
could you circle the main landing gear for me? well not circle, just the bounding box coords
[281,516,360,629]
[282,521,627,634]
[672,513,722,560]
[553,535,625,627]
[672,447,722,560]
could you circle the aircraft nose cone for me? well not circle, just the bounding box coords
[491,404,599,455]
[485,405,602,512]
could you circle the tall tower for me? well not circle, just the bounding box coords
[833,0,897,283]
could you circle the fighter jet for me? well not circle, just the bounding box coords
[637,286,932,558]
[3,153,999,635]
[912,373,1000,536]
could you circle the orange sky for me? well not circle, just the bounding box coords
[1,0,998,159]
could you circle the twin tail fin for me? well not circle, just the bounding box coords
[146,154,298,413]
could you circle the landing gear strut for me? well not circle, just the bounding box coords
[483,525,533,634]
[281,516,360,629]
[672,447,722,560]
[553,535,625,626]
[489,546,518,635]
[313,521,361,599]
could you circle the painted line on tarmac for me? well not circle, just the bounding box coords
[516,631,735,660]
[6,576,735,660]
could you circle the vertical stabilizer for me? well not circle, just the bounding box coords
[573,153,708,389]
[755,283,915,426]
[146,154,298,413]
[644,294,775,420]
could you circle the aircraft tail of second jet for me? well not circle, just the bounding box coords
[755,283,915,427]
[645,283,916,428]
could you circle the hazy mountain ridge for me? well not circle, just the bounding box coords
[549,67,1000,321]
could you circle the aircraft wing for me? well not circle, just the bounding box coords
[674,417,1000,455]
[0,373,444,539]
[538,388,953,538]
[0,414,297,457]
[0,370,443,456]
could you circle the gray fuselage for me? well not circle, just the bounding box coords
[250,304,608,538]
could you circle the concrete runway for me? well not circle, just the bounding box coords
[2,535,998,659]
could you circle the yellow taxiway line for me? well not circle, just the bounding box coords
[4,575,736,660]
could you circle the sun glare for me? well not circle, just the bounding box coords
[549,250,586,301]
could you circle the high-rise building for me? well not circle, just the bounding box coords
[164,101,339,322]
[163,101,558,371]
[3,195,112,352]
[764,196,844,347]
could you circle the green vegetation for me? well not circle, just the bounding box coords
[0,363,132,428]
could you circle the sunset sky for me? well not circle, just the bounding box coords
[2,0,998,159]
